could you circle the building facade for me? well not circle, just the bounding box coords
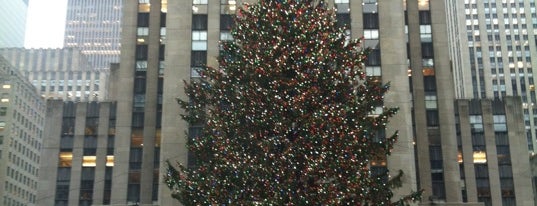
[0,48,109,101]
[449,0,537,152]
[0,0,28,47]
[64,0,123,71]
[0,56,45,206]
[37,101,116,206]
[455,97,534,206]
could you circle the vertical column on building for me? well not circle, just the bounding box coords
[92,102,110,204]
[159,0,192,205]
[505,97,535,205]
[37,100,64,206]
[456,100,479,203]
[138,0,162,204]
[406,0,432,201]
[111,0,137,203]
[67,103,86,204]
[481,100,504,205]
[430,0,463,203]
[377,0,417,201]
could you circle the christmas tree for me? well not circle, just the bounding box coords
[166,0,422,205]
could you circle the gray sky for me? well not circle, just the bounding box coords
[25,0,67,48]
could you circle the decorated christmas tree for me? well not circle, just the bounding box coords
[166,0,422,205]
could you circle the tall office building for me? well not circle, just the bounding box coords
[449,0,537,152]
[0,48,109,101]
[0,0,28,47]
[33,0,532,205]
[64,0,122,70]
[0,56,46,206]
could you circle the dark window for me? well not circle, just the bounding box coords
[424,76,437,91]
[137,13,149,27]
[191,51,207,66]
[129,148,143,170]
[363,13,379,29]
[192,14,208,30]
[159,45,165,60]
[426,110,440,126]
[220,14,234,30]
[60,136,74,150]
[422,43,434,58]
[132,113,144,128]
[366,49,381,66]
[419,11,431,25]
[134,77,146,94]
[336,14,351,28]
[83,136,97,156]
[160,12,166,27]
[136,45,148,60]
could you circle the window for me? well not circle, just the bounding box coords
[220,14,234,30]
[192,15,208,30]
[0,107,6,116]
[363,13,379,29]
[58,152,73,167]
[336,14,351,28]
[426,110,439,126]
[493,115,507,131]
[422,43,434,58]
[420,25,432,42]
[366,49,381,66]
[366,66,381,76]
[470,115,483,133]
[135,45,148,60]
[192,31,208,51]
[193,0,208,4]
[137,13,149,27]
[425,95,437,109]
[419,11,431,24]
[364,29,379,39]
[136,61,148,72]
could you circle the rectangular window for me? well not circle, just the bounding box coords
[192,31,208,51]
[363,13,379,29]
[366,49,381,66]
[426,110,439,126]
[193,0,208,4]
[135,45,148,60]
[220,14,234,30]
[419,11,431,24]
[425,95,437,109]
[493,115,507,131]
[364,29,379,39]
[422,43,434,58]
[137,13,149,27]
[366,66,381,76]
[191,51,207,67]
[192,15,208,30]
[336,14,351,28]
[136,61,148,72]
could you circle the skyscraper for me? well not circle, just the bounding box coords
[450,0,537,152]
[0,0,28,47]
[64,0,122,71]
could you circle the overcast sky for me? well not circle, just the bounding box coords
[24,0,67,48]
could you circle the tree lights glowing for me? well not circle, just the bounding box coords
[165,0,422,205]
